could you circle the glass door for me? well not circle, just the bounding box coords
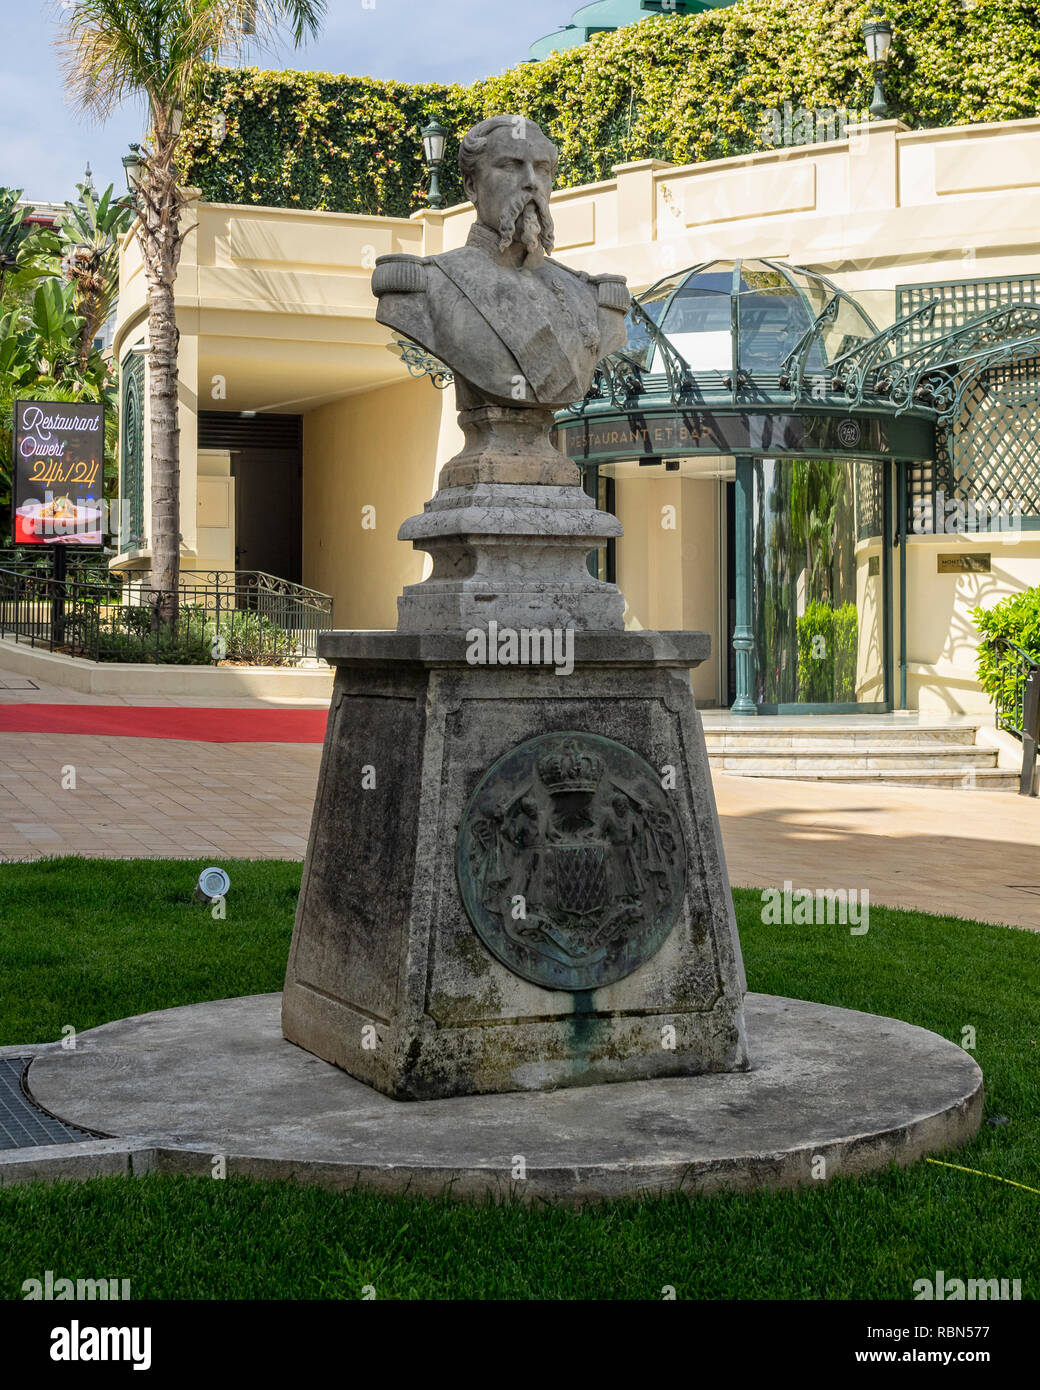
[750,457,890,711]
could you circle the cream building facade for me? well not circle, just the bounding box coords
[111,115,1040,715]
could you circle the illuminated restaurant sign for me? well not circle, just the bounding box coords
[12,400,105,546]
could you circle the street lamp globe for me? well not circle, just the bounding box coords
[862,9,895,119]
[863,13,894,65]
[421,115,448,209]
[122,143,144,195]
[421,115,447,167]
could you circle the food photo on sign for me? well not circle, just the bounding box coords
[12,400,106,547]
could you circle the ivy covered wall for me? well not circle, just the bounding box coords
[180,0,1040,217]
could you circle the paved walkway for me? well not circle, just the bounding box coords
[716,773,1039,929]
[0,670,325,859]
[1,668,1036,928]
[0,733,319,860]
[0,672,329,707]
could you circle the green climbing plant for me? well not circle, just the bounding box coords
[179,2,1040,217]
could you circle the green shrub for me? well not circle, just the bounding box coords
[214,608,300,666]
[95,603,213,664]
[797,599,858,703]
[972,586,1040,704]
[832,602,858,702]
[95,629,212,665]
[77,601,299,665]
[180,2,1040,217]
[117,604,157,637]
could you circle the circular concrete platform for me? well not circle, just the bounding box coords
[27,993,983,1202]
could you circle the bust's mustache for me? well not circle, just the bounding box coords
[497,191,555,264]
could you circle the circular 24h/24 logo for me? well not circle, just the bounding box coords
[836,418,862,449]
[456,732,687,992]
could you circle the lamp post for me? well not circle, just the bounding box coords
[862,7,894,119]
[421,115,448,210]
[122,143,145,200]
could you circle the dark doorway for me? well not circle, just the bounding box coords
[199,413,302,582]
[231,447,302,582]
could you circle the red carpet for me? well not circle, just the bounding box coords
[0,704,328,743]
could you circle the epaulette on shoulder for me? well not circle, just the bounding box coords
[590,273,630,313]
[372,254,427,295]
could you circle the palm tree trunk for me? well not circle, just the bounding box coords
[137,134,186,626]
[147,271,180,623]
[78,287,98,374]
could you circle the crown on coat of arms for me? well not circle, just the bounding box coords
[536,740,605,794]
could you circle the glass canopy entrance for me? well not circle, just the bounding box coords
[554,258,1040,714]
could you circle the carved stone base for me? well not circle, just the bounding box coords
[282,631,749,1100]
[396,483,625,633]
[437,404,578,490]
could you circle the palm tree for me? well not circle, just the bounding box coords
[53,182,134,372]
[57,1,326,620]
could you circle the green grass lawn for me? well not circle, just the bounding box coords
[1,857,1038,1300]
[0,857,299,1045]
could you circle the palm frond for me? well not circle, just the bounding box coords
[208,1,326,49]
[57,0,175,119]
[56,0,326,123]
[270,0,325,47]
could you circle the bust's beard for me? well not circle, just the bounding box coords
[498,192,555,267]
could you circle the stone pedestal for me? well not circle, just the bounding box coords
[436,404,578,490]
[397,483,624,633]
[282,631,749,1101]
[396,405,625,634]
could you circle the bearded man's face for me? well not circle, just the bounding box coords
[465,125,556,267]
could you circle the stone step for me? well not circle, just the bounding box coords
[714,767,1020,791]
[700,718,1015,789]
[703,726,980,750]
[708,744,998,773]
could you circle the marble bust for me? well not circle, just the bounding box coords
[372,115,630,412]
[372,114,628,629]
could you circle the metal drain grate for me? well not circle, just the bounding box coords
[0,1057,96,1150]
[0,679,40,691]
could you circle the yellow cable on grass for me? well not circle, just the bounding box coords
[926,1158,1040,1196]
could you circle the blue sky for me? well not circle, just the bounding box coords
[2,1,578,204]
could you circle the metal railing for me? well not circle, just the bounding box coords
[0,547,115,581]
[990,636,1040,796]
[0,564,333,667]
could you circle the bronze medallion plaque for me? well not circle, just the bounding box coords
[456,732,688,991]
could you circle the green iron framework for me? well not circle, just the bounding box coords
[401,261,1040,716]
[397,262,1040,462]
[896,276,1040,520]
[119,350,146,553]
[855,458,884,541]
[896,275,1040,346]
[934,357,1040,516]
[552,262,1040,718]
[575,284,1040,435]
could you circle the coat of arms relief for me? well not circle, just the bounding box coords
[457,733,688,991]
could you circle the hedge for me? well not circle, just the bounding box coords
[973,586,1040,710]
[797,600,859,703]
[180,0,1040,217]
